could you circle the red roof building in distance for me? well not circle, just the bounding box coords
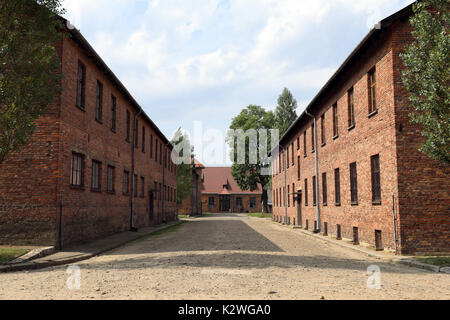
[201,167,263,213]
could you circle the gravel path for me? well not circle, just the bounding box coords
[0,214,449,300]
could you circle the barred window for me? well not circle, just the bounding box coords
[333,103,339,137]
[123,170,130,195]
[368,68,377,114]
[111,95,116,132]
[91,160,102,191]
[95,81,103,122]
[140,176,145,198]
[312,176,317,206]
[297,156,301,180]
[348,88,355,128]
[350,162,358,204]
[335,168,341,205]
[76,61,86,109]
[321,114,325,145]
[70,152,84,187]
[322,172,327,206]
[303,131,307,157]
[107,165,115,193]
[371,154,381,204]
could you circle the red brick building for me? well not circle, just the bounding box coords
[271,4,449,255]
[0,19,177,247]
[201,167,263,213]
[178,159,204,216]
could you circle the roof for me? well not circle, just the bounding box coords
[192,158,205,169]
[201,167,263,195]
[277,2,415,147]
[62,19,173,149]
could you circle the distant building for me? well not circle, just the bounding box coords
[178,159,204,216]
[201,167,263,213]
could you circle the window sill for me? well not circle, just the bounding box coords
[304,154,307,158]
[91,189,102,193]
[111,129,116,134]
[95,119,103,125]
[123,193,130,196]
[351,201,359,206]
[75,104,86,112]
[335,203,341,207]
[70,185,85,191]
[372,200,382,206]
[323,203,327,206]
[107,191,115,195]
[332,135,339,140]
[368,109,378,118]
[321,142,326,147]
[348,124,355,131]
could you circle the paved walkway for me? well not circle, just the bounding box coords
[0,221,181,273]
[0,215,448,300]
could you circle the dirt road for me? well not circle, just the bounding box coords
[0,214,448,300]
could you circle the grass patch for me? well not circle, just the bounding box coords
[414,256,450,267]
[0,248,30,264]
[248,213,272,218]
[178,215,189,219]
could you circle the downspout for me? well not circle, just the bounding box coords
[130,108,142,232]
[305,109,321,232]
[283,147,288,225]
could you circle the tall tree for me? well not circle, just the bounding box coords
[0,0,65,164]
[171,128,194,204]
[226,105,275,213]
[400,0,449,164]
[275,87,298,137]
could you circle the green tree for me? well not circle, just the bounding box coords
[0,0,65,164]
[171,128,194,204]
[226,105,275,213]
[275,87,298,137]
[400,0,449,164]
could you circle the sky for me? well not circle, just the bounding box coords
[62,0,415,165]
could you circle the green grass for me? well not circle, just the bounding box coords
[414,256,450,267]
[248,213,273,218]
[0,248,30,264]
[178,215,189,219]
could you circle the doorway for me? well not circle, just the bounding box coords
[220,195,231,212]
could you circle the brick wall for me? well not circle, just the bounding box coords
[0,33,177,247]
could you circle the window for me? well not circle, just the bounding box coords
[209,197,215,208]
[368,68,377,114]
[70,152,84,187]
[107,165,115,193]
[164,148,167,168]
[333,103,338,138]
[297,156,301,180]
[76,61,86,109]
[159,183,162,200]
[297,136,300,150]
[334,168,341,205]
[304,179,308,206]
[291,142,294,165]
[140,176,145,198]
[111,95,116,132]
[250,197,256,208]
[95,81,103,122]
[286,147,289,169]
[311,126,315,152]
[150,134,153,159]
[126,110,131,142]
[134,120,138,149]
[160,143,162,165]
[371,154,381,204]
[321,114,325,145]
[292,183,295,207]
[134,174,138,198]
[303,131,307,157]
[155,140,158,162]
[142,126,146,153]
[236,197,243,208]
[287,185,290,207]
[312,176,317,206]
[123,170,129,195]
[279,152,282,173]
[348,88,355,128]
[350,162,358,204]
[322,172,327,206]
[91,160,102,191]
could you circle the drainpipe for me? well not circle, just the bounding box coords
[283,147,288,225]
[305,109,321,233]
[130,108,142,232]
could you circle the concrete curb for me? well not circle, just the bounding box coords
[272,220,448,274]
[0,221,182,274]
[6,246,55,265]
